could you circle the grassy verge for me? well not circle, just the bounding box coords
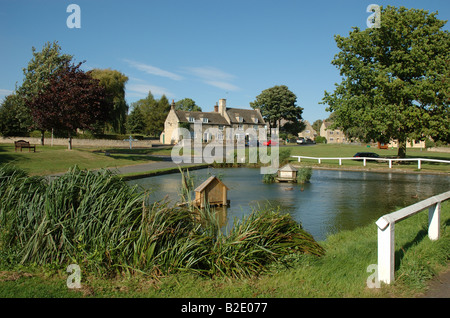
[1,178,448,297]
[286,144,450,173]
[0,144,165,176]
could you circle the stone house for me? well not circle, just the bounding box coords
[160,99,266,145]
[320,121,347,143]
[298,120,317,140]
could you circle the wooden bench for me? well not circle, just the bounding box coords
[14,140,36,152]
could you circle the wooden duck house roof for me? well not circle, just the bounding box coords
[279,164,298,172]
[194,176,229,193]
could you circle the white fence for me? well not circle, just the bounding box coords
[291,155,450,170]
[375,190,450,284]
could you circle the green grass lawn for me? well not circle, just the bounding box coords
[285,144,450,173]
[0,144,168,176]
[1,142,449,176]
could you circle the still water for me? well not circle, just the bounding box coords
[128,168,450,241]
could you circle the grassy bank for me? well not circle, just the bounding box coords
[0,165,324,293]
[0,143,448,177]
[1,202,448,298]
[287,144,450,173]
[0,164,448,298]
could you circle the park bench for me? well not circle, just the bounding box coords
[14,140,36,152]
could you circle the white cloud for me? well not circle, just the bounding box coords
[183,66,240,91]
[0,89,13,96]
[205,81,240,91]
[127,83,174,98]
[124,59,183,81]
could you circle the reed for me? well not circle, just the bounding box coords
[0,165,324,278]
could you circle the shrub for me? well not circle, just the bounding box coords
[297,167,313,184]
[315,136,327,144]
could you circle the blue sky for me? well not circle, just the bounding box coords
[0,0,448,123]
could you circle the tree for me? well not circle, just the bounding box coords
[18,41,73,145]
[150,95,171,136]
[0,93,33,137]
[126,106,146,134]
[175,98,202,112]
[88,69,129,134]
[322,6,449,157]
[312,119,323,134]
[250,85,303,131]
[131,92,171,137]
[26,62,108,149]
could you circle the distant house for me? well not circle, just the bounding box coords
[319,121,347,144]
[298,120,317,140]
[160,99,266,145]
[386,139,426,149]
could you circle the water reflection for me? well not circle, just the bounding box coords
[129,168,450,241]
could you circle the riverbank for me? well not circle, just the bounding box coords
[1,200,448,299]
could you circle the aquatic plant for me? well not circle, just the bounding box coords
[0,165,324,278]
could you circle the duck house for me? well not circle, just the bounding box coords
[194,176,230,208]
[276,164,298,183]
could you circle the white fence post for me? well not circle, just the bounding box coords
[376,217,395,284]
[428,202,441,241]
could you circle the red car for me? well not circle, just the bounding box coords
[263,140,278,146]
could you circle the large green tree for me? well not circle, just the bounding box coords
[17,41,73,144]
[322,6,449,157]
[26,62,108,150]
[130,92,170,137]
[88,68,129,134]
[250,85,303,131]
[0,93,33,137]
[175,98,202,112]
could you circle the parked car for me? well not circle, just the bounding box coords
[353,152,380,160]
[263,140,278,146]
[296,138,316,145]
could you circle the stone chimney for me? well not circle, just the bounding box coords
[214,103,218,113]
[171,99,175,110]
[218,99,226,116]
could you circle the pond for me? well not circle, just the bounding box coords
[128,167,450,241]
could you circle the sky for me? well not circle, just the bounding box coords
[0,0,449,123]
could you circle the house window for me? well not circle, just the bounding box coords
[237,116,243,123]
[218,125,224,131]
[202,117,209,123]
[238,124,244,130]
[217,133,223,140]
[254,118,258,124]
[188,117,195,122]
[253,125,259,130]
[329,131,334,135]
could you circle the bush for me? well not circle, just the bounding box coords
[297,167,313,183]
[315,136,327,144]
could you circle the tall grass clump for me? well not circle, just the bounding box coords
[200,206,325,278]
[0,165,324,278]
[297,167,313,184]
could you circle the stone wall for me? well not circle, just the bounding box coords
[0,136,160,148]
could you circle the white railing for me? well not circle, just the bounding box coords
[291,156,450,170]
[375,190,450,284]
